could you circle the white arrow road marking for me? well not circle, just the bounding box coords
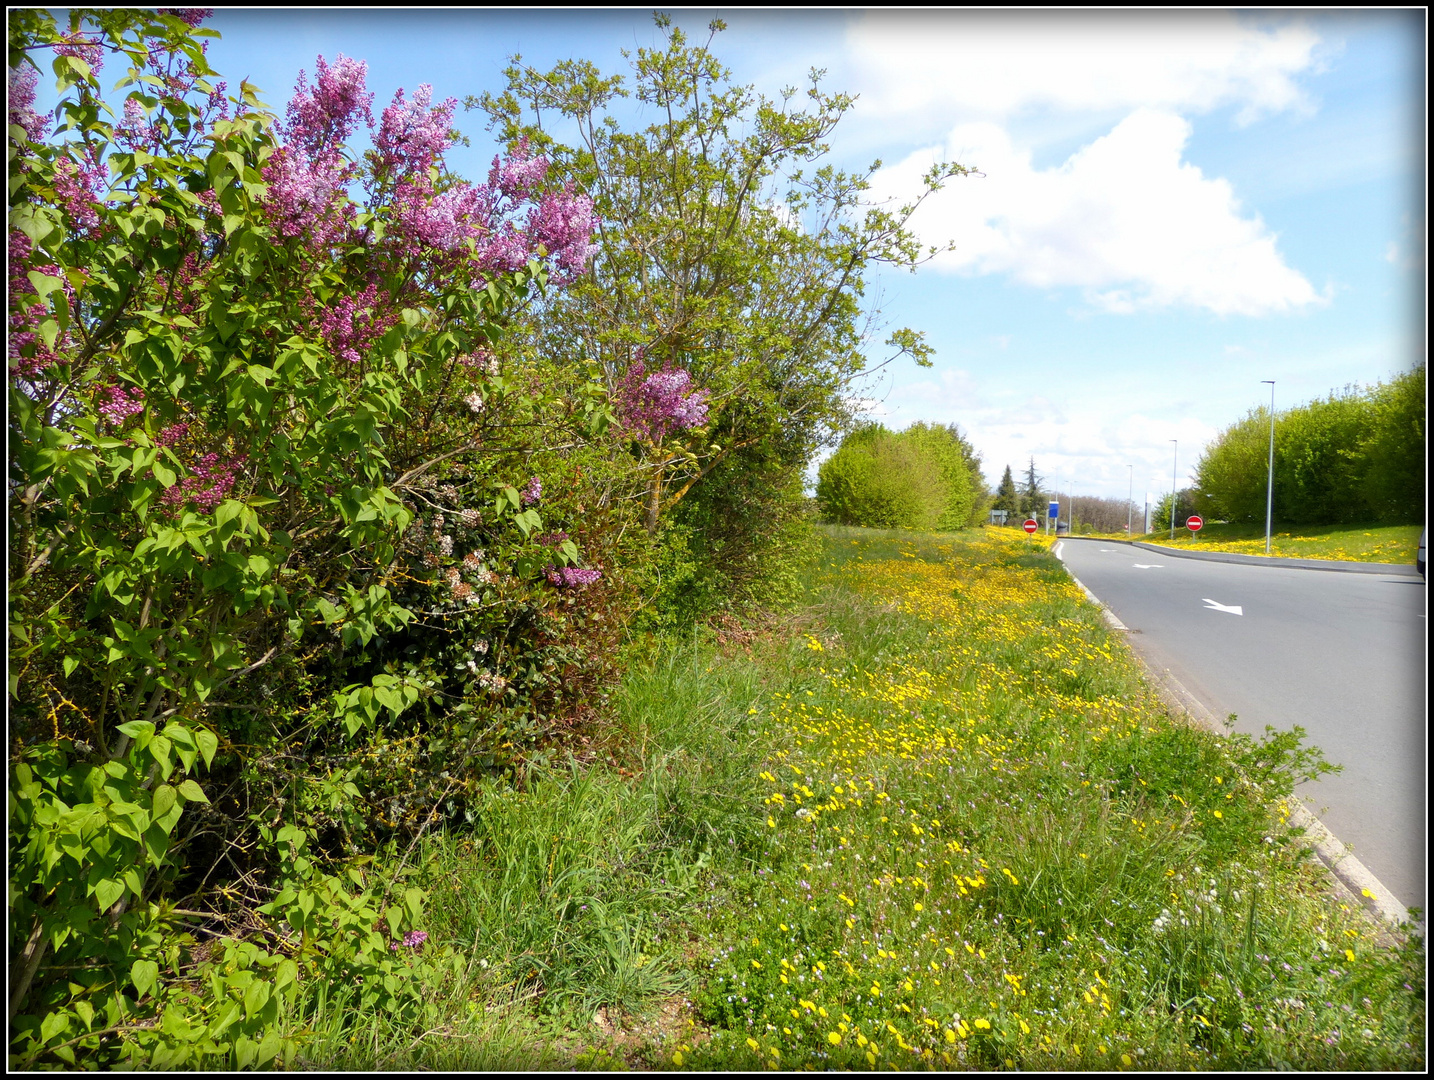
[1202,598,1244,615]
[1132,563,1163,569]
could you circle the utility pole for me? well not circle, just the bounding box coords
[1261,380,1276,555]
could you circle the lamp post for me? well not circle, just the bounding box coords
[1127,465,1134,534]
[1169,439,1178,541]
[1261,380,1275,555]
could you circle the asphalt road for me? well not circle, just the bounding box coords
[1055,538,1426,913]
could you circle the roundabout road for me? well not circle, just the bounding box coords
[1055,538,1426,913]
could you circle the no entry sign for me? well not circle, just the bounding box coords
[1023,519,1039,534]
[1186,515,1204,532]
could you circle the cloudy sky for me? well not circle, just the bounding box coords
[186,11,1427,503]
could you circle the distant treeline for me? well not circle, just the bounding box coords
[1195,365,1425,525]
[816,423,989,531]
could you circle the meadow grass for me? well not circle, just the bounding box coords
[292,525,1423,1070]
[1126,521,1422,564]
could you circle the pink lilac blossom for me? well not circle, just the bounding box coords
[155,421,189,447]
[53,32,104,73]
[158,9,215,29]
[615,359,710,442]
[520,476,542,508]
[97,385,145,426]
[159,452,246,512]
[8,235,82,376]
[283,55,373,158]
[527,185,598,282]
[487,138,547,199]
[374,85,455,174]
[318,281,391,363]
[52,150,108,236]
[262,145,355,247]
[390,930,428,950]
[113,97,157,149]
[8,65,47,143]
[545,566,602,589]
[262,57,372,250]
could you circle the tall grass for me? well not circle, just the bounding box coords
[288,525,1423,1070]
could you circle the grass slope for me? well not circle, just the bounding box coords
[1128,522,1422,564]
[292,526,1424,1070]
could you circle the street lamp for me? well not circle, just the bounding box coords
[1169,439,1178,541]
[1261,380,1275,555]
[1127,465,1134,534]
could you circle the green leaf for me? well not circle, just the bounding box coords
[176,778,209,803]
[131,958,159,999]
[151,782,177,822]
[243,979,270,1018]
[152,459,176,487]
[93,876,125,913]
[193,727,218,769]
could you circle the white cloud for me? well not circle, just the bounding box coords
[844,11,1325,128]
[874,109,1325,316]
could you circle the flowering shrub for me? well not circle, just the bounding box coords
[7,9,608,1068]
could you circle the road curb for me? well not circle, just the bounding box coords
[1053,541,1421,936]
[1062,535,1420,576]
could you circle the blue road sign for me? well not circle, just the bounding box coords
[1048,501,1059,519]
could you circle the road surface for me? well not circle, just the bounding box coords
[1055,538,1426,913]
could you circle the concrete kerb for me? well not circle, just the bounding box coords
[1052,541,1420,938]
[1064,535,1420,576]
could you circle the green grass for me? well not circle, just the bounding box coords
[1127,521,1422,564]
[286,525,1424,1070]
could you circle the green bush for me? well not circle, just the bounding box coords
[1196,367,1425,526]
[816,424,980,530]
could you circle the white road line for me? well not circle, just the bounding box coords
[1201,598,1243,615]
[1132,563,1163,569]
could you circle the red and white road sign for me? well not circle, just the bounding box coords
[1023,519,1039,534]
[1186,515,1204,532]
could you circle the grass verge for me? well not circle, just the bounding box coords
[1127,521,1421,564]
[290,525,1424,1070]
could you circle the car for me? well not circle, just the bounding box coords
[1418,526,1426,580]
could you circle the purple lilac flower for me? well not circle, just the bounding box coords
[487,138,548,199]
[53,32,104,73]
[159,8,214,27]
[527,185,597,282]
[615,358,710,442]
[391,930,428,950]
[545,566,602,589]
[52,150,108,236]
[520,476,542,508]
[8,65,47,143]
[97,384,146,426]
[318,281,391,363]
[283,55,373,158]
[159,453,246,512]
[374,85,456,174]
[155,421,190,447]
[114,97,157,149]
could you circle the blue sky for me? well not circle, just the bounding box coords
[49,9,1427,505]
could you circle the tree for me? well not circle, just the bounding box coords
[471,15,972,611]
[991,465,1020,519]
[816,424,945,529]
[904,422,977,530]
[1019,457,1045,519]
